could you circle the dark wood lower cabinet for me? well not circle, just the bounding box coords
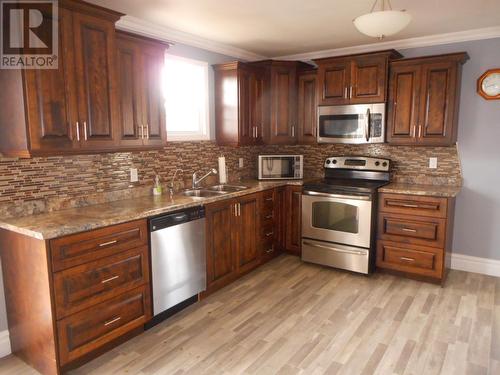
[0,219,151,375]
[376,192,455,283]
[285,185,302,256]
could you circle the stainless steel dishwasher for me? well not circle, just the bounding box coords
[148,206,206,325]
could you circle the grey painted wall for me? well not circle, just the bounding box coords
[399,38,500,260]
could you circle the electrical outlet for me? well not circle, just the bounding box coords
[130,168,138,182]
[429,157,438,169]
[239,158,244,168]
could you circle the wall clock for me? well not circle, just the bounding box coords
[477,69,500,100]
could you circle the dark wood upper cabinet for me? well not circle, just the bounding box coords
[0,0,123,157]
[387,53,469,146]
[213,62,266,146]
[116,32,168,149]
[72,10,120,150]
[314,50,402,106]
[297,70,318,144]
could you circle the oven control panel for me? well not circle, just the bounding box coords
[324,156,390,172]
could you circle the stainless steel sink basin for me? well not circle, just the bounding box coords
[206,184,248,192]
[180,189,226,198]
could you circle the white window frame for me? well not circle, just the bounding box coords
[164,53,211,141]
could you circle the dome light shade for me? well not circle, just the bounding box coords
[353,0,411,39]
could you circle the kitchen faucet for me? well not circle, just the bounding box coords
[168,169,183,198]
[192,168,217,189]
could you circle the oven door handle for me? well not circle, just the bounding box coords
[365,108,371,142]
[303,190,371,201]
[303,241,367,256]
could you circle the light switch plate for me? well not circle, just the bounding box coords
[239,158,244,168]
[429,157,438,169]
[130,168,138,182]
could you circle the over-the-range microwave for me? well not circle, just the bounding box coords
[317,103,386,144]
[258,155,303,180]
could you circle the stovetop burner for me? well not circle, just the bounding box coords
[303,156,391,195]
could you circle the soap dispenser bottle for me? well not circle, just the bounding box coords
[153,175,162,196]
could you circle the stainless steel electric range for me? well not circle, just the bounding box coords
[302,156,391,274]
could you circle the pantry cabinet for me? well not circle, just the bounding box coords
[116,32,168,148]
[387,53,469,146]
[314,50,402,106]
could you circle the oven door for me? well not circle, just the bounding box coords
[317,103,385,144]
[302,191,372,249]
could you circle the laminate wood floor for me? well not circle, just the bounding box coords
[1,255,499,375]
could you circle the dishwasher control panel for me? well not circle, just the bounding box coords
[150,206,205,231]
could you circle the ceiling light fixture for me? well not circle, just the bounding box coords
[353,0,412,40]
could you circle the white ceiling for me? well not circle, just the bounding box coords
[87,0,500,58]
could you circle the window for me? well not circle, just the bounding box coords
[164,54,210,141]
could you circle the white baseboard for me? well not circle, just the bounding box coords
[449,253,500,277]
[0,330,11,358]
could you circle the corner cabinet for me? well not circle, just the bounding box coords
[213,62,265,146]
[386,53,469,146]
[116,32,168,149]
[314,50,402,106]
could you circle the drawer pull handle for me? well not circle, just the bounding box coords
[265,232,274,237]
[101,275,119,284]
[265,215,273,219]
[402,228,417,233]
[400,257,415,262]
[104,316,121,326]
[99,240,118,247]
[265,198,273,202]
[401,204,419,208]
[266,248,274,253]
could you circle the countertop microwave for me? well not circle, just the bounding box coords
[317,103,386,144]
[258,155,303,180]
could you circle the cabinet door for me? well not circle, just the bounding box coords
[350,55,388,103]
[274,187,287,253]
[387,64,421,144]
[24,7,79,153]
[250,69,266,144]
[236,194,261,274]
[297,72,317,144]
[205,199,237,291]
[317,59,350,105]
[238,68,253,145]
[269,66,297,144]
[285,186,302,255]
[418,61,458,145]
[140,44,167,147]
[116,35,143,147]
[73,12,119,150]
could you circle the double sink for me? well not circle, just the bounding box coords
[180,184,249,199]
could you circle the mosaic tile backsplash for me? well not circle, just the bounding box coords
[0,141,462,218]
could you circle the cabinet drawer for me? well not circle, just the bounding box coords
[378,213,445,248]
[261,191,275,213]
[57,285,151,365]
[50,220,148,271]
[376,240,443,279]
[261,238,276,258]
[261,222,275,240]
[379,193,448,218]
[53,246,150,319]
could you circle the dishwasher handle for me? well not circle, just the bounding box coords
[150,206,205,232]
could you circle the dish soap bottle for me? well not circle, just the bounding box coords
[153,175,163,196]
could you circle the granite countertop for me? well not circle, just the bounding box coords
[379,183,462,198]
[0,180,304,240]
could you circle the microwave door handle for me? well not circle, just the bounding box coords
[365,108,370,142]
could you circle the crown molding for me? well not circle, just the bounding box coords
[274,26,500,61]
[116,15,267,61]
